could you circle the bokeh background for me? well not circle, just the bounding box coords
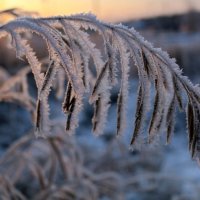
[1,0,200,22]
[1,0,200,199]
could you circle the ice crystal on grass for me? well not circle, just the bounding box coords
[1,13,200,159]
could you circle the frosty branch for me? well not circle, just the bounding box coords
[0,13,200,159]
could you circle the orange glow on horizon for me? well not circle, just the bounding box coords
[1,0,200,22]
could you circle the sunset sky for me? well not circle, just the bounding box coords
[1,0,200,22]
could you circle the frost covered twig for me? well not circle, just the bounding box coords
[0,13,200,158]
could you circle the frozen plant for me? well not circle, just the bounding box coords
[0,13,200,159]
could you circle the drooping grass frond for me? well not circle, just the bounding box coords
[1,14,200,158]
[0,66,35,114]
